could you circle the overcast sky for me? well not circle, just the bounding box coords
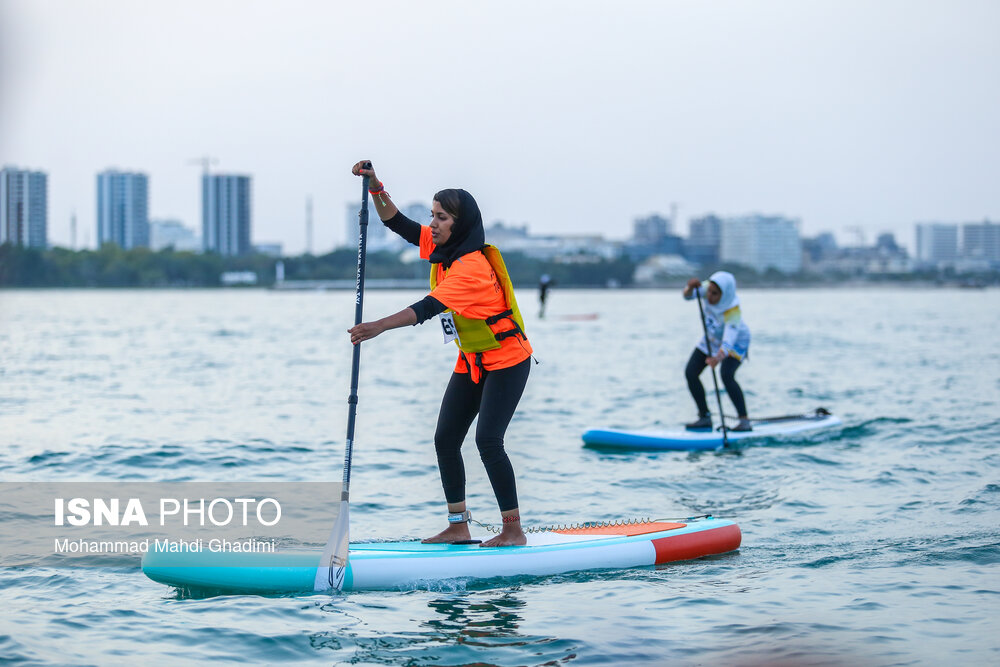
[2,0,997,254]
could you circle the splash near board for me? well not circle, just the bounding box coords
[141,516,740,593]
[582,409,842,451]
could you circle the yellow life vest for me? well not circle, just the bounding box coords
[429,245,527,354]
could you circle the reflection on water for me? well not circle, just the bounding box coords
[309,589,579,666]
[424,592,525,642]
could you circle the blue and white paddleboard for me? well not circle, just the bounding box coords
[142,516,740,593]
[582,409,842,451]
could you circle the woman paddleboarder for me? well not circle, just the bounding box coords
[682,271,752,432]
[347,160,532,547]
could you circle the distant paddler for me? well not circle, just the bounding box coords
[538,273,554,318]
[682,271,752,432]
[348,160,533,547]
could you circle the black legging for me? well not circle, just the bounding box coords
[434,357,530,511]
[685,348,747,417]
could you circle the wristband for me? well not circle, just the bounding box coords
[368,181,387,206]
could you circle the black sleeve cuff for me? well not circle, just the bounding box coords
[409,296,447,324]
[383,211,422,246]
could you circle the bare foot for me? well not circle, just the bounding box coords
[479,527,527,547]
[421,523,472,544]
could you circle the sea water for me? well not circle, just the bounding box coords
[1,287,997,665]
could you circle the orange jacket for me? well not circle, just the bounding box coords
[420,226,532,381]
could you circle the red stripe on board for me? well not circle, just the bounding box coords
[651,523,742,564]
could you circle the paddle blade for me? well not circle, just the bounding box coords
[313,499,350,591]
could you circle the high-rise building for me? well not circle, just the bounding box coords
[915,223,958,264]
[623,213,683,261]
[97,170,149,249]
[686,214,722,265]
[203,174,251,256]
[633,214,671,244]
[719,215,802,274]
[1,166,48,248]
[962,220,999,262]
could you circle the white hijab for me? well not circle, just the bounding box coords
[704,271,739,314]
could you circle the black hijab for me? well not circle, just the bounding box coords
[428,188,486,269]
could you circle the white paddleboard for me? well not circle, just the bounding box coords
[142,516,741,593]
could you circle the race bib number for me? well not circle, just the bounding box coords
[439,313,460,344]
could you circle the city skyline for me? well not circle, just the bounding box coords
[1,1,997,254]
[3,174,997,279]
[3,160,995,260]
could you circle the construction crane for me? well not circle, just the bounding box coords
[187,156,218,176]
